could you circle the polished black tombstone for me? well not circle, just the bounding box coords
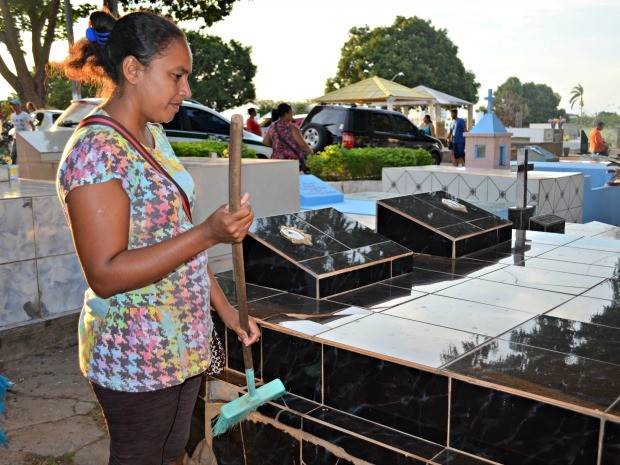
[242,208,413,298]
[377,191,512,259]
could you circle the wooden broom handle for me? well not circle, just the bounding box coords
[228,115,253,370]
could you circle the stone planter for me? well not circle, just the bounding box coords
[326,180,382,194]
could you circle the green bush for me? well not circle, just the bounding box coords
[170,140,258,158]
[306,145,433,181]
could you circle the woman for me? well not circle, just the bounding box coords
[419,114,435,137]
[56,9,260,465]
[263,103,313,172]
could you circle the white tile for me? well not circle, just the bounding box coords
[383,169,407,194]
[33,196,74,257]
[37,254,87,316]
[0,260,39,326]
[0,198,36,265]
[406,171,432,194]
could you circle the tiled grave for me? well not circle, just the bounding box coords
[377,191,512,259]
[242,208,413,298]
[192,226,620,465]
[382,165,584,223]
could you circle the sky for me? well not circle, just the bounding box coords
[2,0,618,115]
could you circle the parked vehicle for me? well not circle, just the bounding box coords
[52,98,272,158]
[31,109,63,131]
[301,105,443,164]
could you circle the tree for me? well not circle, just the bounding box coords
[569,84,584,118]
[494,77,563,126]
[325,16,480,104]
[0,0,240,106]
[45,64,99,109]
[185,30,256,111]
[494,77,528,127]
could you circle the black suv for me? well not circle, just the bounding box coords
[301,105,443,165]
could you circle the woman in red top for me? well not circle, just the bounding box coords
[263,103,313,172]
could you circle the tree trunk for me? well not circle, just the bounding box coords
[0,0,61,107]
[103,0,118,15]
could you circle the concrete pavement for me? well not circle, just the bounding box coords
[1,346,108,465]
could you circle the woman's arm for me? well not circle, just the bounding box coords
[262,129,272,147]
[66,180,253,298]
[430,125,436,137]
[207,265,260,346]
[291,125,313,154]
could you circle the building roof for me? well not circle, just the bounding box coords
[314,76,433,105]
[469,113,509,134]
[412,85,472,106]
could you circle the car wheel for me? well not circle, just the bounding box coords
[431,151,442,165]
[302,123,331,152]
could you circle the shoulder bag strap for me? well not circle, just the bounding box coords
[274,121,303,155]
[77,114,193,223]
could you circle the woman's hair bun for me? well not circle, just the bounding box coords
[89,9,117,34]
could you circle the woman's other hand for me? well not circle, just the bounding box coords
[215,304,261,347]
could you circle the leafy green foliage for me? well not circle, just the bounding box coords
[170,140,257,158]
[255,100,311,118]
[306,145,432,181]
[494,77,563,126]
[325,16,479,104]
[569,84,585,117]
[45,65,100,109]
[118,0,237,27]
[185,30,256,111]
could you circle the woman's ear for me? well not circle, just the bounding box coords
[122,55,144,85]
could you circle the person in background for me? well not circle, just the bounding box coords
[26,102,37,114]
[447,108,466,167]
[420,114,435,137]
[56,9,259,465]
[9,99,34,163]
[589,122,610,156]
[263,102,313,172]
[246,107,262,137]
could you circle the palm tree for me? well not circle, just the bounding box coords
[569,84,585,117]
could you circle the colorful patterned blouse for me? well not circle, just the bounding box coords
[57,109,212,392]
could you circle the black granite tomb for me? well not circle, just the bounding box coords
[377,191,512,259]
[530,214,566,233]
[242,208,413,298]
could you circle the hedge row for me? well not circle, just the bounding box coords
[170,140,258,158]
[306,145,433,181]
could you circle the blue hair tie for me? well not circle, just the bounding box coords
[86,27,111,45]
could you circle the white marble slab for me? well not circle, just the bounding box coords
[0,260,39,326]
[0,197,36,264]
[37,254,87,316]
[33,196,73,257]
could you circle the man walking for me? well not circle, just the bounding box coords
[9,99,34,164]
[447,108,466,166]
[589,122,609,156]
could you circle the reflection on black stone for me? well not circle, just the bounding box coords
[301,441,357,465]
[327,283,424,310]
[323,346,449,445]
[507,315,620,366]
[302,414,427,465]
[601,419,620,465]
[262,328,322,401]
[212,419,300,465]
[450,379,599,465]
[248,292,348,320]
[445,338,620,410]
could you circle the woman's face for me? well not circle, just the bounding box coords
[134,37,193,124]
[424,116,430,124]
[283,108,294,122]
